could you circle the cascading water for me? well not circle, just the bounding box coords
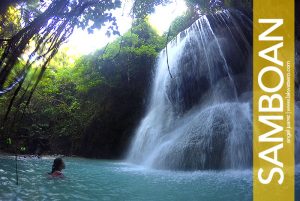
[127,9,300,170]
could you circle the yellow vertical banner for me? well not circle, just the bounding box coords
[253,0,295,201]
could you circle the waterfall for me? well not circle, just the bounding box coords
[127,9,299,170]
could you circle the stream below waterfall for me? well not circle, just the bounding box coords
[1,156,300,201]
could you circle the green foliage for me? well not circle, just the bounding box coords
[104,22,164,54]
[0,19,165,155]
[132,0,172,18]
[167,9,199,40]
[0,6,21,38]
[20,146,26,152]
[223,0,252,10]
[96,19,165,87]
[6,138,12,145]
[0,0,122,98]
[185,0,252,13]
[186,0,209,8]
[166,0,252,40]
[72,55,103,92]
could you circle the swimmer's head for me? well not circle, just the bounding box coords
[51,158,65,173]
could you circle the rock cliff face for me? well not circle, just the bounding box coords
[78,54,156,159]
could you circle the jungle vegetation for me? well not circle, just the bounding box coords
[0,0,253,157]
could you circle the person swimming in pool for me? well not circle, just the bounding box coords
[49,158,65,178]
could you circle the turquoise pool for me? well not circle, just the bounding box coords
[0,156,299,201]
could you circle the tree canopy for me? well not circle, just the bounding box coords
[0,0,121,97]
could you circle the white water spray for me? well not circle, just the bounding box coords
[127,10,300,170]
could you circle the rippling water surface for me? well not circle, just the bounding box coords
[0,156,299,201]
